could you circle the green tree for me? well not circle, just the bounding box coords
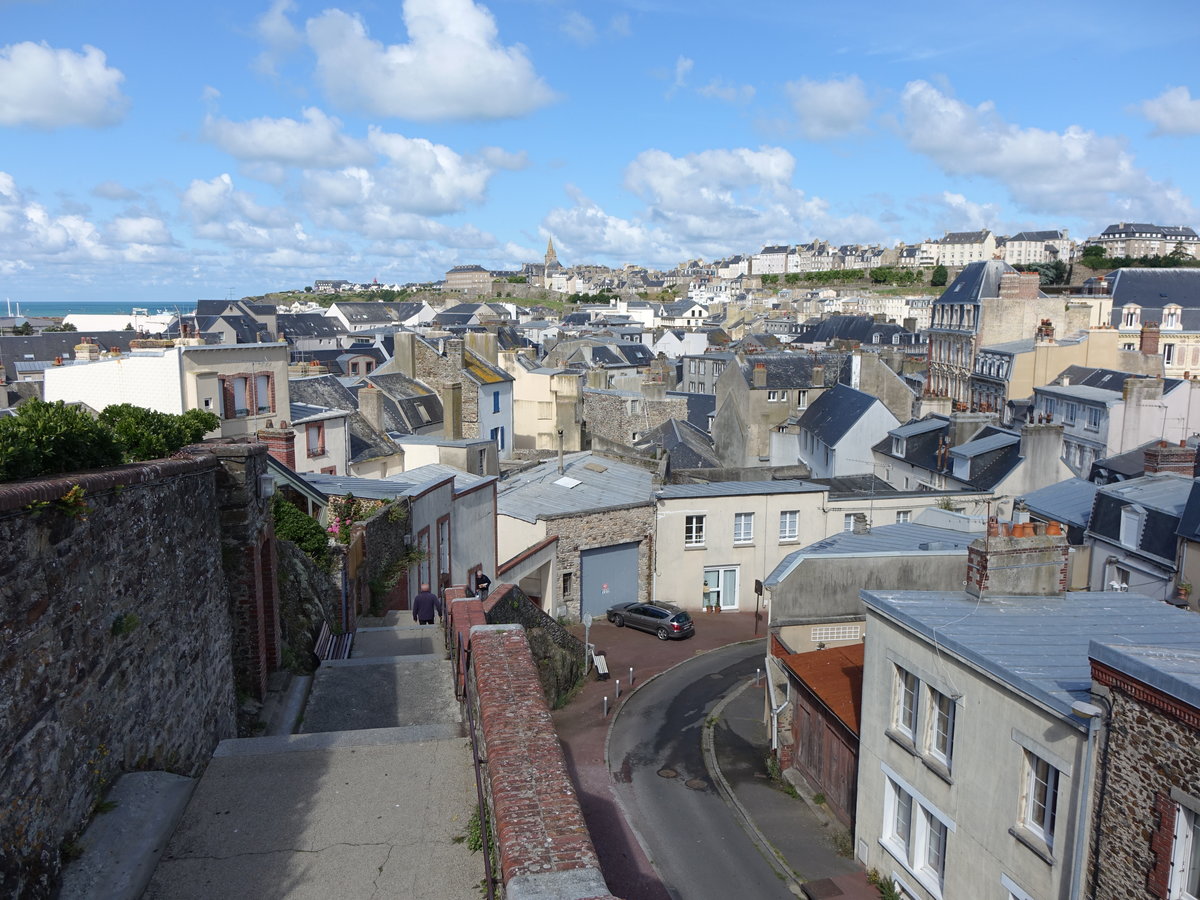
[45,322,77,332]
[13,322,33,335]
[930,265,948,287]
[760,274,780,286]
[124,323,135,331]
[1080,244,1108,269]
[0,399,123,481]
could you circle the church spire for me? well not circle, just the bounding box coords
[545,237,558,268]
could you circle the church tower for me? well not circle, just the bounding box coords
[545,237,559,269]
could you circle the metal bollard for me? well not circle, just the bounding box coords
[629,666,634,686]
[615,679,621,699]
[755,667,761,686]
[604,696,609,717]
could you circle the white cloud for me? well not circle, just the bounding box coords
[202,107,371,168]
[785,75,873,140]
[106,216,174,246]
[0,41,128,129]
[181,173,296,248]
[544,147,887,267]
[253,0,303,77]
[924,191,1005,233]
[1135,86,1200,136]
[900,79,1195,222]
[92,180,140,201]
[698,78,755,104]
[609,14,631,37]
[666,55,693,99]
[561,12,596,46]
[305,1,556,120]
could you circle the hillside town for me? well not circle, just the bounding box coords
[4,223,1200,900]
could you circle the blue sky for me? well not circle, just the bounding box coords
[3,0,1200,302]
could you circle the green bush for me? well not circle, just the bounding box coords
[0,399,123,481]
[99,404,219,463]
[272,495,334,571]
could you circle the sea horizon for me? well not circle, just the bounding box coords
[5,300,199,318]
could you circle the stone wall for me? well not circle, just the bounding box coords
[358,498,418,614]
[274,538,341,670]
[583,390,687,447]
[1089,663,1200,900]
[544,504,654,619]
[480,584,586,708]
[0,457,240,897]
[412,339,483,440]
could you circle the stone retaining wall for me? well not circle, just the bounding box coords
[0,456,241,897]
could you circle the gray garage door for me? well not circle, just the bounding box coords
[580,542,639,619]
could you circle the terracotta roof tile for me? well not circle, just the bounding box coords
[779,643,865,736]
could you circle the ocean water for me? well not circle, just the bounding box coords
[6,300,197,318]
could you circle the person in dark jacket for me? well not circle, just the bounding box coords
[474,572,491,596]
[412,583,442,625]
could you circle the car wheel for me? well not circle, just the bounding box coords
[613,614,624,627]
[656,627,669,641]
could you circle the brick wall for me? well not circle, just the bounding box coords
[1089,663,1200,900]
[0,456,243,898]
[462,615,617,900]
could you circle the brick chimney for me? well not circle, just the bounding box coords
[1140,321,1161,355]
[257,420,296,470]
[74,338,100,361]
[1035,319,1055,344]
[358,385,386,433]
[965,520,1068,598]
[998,271,1041,300]
[753,362,767,388]
[1143,440,1199,476]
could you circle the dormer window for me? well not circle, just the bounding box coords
[1120,505,1144,548]
[892,436,907,456]
[1122,305,1141,328]
[1164,306,1182,329]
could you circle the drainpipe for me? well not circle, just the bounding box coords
[1069,699,1108,900]
[557,427,564,474]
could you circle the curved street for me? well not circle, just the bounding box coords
[607,641,800,900]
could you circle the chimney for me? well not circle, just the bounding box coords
[466,331,498,365]
[74,339,100,361]
[358,385,386,433]
[948,411,993,447]
[965,521,1069,598]
[999,271,1041,301]
[753,362,767,388]
[1143,440,1199,476]
[256,420,297,470]
[1035,319,1055,344]
[812,364,825,387]
[447,338,466,371]
[851,513,870,535]
[1139,321,1161,355]
[1019,420,1065,470]
[441,381,463,440]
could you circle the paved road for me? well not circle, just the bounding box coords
[608,642,798,900]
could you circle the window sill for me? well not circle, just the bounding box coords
[778,537,800,545]
[733,542,756,549]
[922,756,953,785]
[306,451,326,459]
[684,544,707,551]
[1009,825,1055,866]
[878,839,944,900]
[885,729,919,757]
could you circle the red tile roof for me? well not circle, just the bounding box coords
[779,643,865,736]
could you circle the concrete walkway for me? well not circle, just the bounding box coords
[145,617,484,900]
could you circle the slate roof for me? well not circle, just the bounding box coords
[497,452,654,522]
[276,313,347,339]
[1020,478,1099,530]
[874,419,1023,491]
[934,259,1025,306]
[796,383,879,448]
[1099,269,1200,328]
[765,522,979,587]
[633,418,719,469]
[939,230,992,244]
[301,471,461,501]
[665,390,716,432]
[1088,473,1193,563]
[1090,642,1200,713]
[794,315,917,346]
[1007,230,1066,242]
[863,588,1200,724]
[948,432,1019,459]
[364,372,442,433]
[0,332,142,373]
[1176,480,1200,541]
[656,480,824,499]
[289,401,350,424]
[735,352,842,390]
[807,474,898,498]
[778,644,865,735]
[288,374,401,464]
[331,302,405,325]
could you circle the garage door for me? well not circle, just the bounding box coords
[580,541,639,619]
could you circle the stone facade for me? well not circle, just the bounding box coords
[1089,660,1200,900]
[0,457,242,897]
[545,504,654,619]
[582,389,687,447]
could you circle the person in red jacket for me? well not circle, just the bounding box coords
[411,583,442,625]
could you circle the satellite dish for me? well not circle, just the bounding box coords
[583,614,593,627]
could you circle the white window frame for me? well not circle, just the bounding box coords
[926,687,955,767]
[733,512,754,545]
[1165,343,1177,366]
[894,666,918,739]
[843,513,855,532]
[779,510,799,542]
[881,773,953,898]
[895,510,912,524]
[1170,802,1200,900]
[1120,505,1143,548]
[1020,750,1060,850]
[1086,406,1101,431]
[685,514,706,548]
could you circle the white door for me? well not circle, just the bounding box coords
[704,566,739,610]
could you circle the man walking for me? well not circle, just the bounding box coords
[412,583,441,625]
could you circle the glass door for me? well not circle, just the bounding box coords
[703,566,740,610]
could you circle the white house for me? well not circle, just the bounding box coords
[796,383,900,479]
